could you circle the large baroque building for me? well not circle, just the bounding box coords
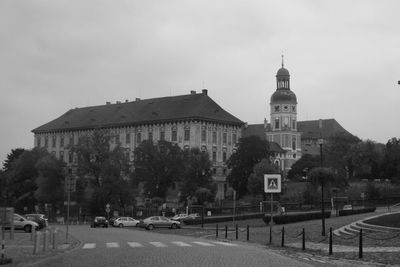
[32,63,354,201]
[32,89,243,201]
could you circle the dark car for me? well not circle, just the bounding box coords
[91,216,108,228]
[24,214,48,229]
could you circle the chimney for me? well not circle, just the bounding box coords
[190,90,196,95]
[116,101,121,104]
[135,98,141,101]
[125,99,129,103]
[202,89,208,95]
[106,102,111,105]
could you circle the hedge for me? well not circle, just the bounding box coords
[262,210,331,225]
[182,213,264,225]
[338,207,376,216]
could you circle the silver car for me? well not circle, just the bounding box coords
[13,213,39,232]
[141,216,181,230]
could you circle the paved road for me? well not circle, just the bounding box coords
[27,225,315,267]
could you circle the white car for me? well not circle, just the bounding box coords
[13,213,39,232]
[113,217,140,227]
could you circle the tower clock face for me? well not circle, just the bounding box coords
[292,105,296,112]
[283,105,289,112]
[274,105,280,112]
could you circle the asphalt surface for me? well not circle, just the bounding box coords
[26,225,316,267]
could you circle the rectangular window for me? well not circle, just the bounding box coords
[292,119,296,130]
[115,135,120,144]
[212,132,217,144]
[68,152,73,163]
[137,132,141,143]
[184,128,190,141]
[44,137,48,147]
[160,131,165,141]
[212,151,217,162]
[60,151,64,161]
[275,118,280,129]
[292,135,297,150]
[284,134,289,147]
[222,151,227,162]
[223,133,227,145]
[172,129,177,142]
[126,133,130,144]
[69,135,74,146]
[52,136,56,148]
[201,129,206,142]
[232,133,237,145]
[37,137,41,147]
[148,132,153,141]
[60,136,64,148]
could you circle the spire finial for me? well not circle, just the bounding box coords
[281,53,284,68]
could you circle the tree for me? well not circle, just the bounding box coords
[287,154,320,180]
[247,158,279,197]
[383,137,400,183]
[2,148,26,171]
[134,140,183,198]
[351,140,384,180]
[180,148,214,203]
[72,129,132,214]
[34,154,65,207]
[227,136,270,197]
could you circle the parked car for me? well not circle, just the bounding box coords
[140,216,181,230]
[13,213,39,233]
[342,204,353,211]
[113,217,140,227]
[170,214,190,221]
[24,214,48,229]
[108,217,117,226]
[90,216,109,228]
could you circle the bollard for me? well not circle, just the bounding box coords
[281,227,285,247]
[31,226,36,241]
[329,227,333,255]
[43,231,48,252]
[225,225,228,239]
[302,228,305,250]
[269,225,272,244]
[359,229,363,259]
[216,224,218,238]
[34,232,41,254]
[235,224,238,240]
[52,229,57,250]
[246,225,249,241]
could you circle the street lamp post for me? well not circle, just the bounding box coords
[318,119,326,236]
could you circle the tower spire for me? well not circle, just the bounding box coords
[281,53,284,68]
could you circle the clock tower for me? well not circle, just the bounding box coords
[266,58,302,174]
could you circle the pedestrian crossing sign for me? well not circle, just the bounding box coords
[264,174,281,193]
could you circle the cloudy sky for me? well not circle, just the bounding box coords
[1,0,399,165]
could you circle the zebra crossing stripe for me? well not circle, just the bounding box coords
[212,241,238,246]
[149,242,167,247]
[128,242,144,248]
[106,242,120,248]
[171,241,192,247]
[82,243,96,249]
[192,241,215,247]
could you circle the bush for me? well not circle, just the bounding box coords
[338,207,376,216]
[183,213,263,225]
[262,210,331,225]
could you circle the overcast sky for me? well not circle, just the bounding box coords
[1,0,400,165]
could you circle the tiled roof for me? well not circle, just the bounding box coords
[241,124,286,153]
[32,92,244,133]
[298,119,353,139]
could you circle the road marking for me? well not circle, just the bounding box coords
[82,243,96,249]
[106,242,120,248]
[212,241,238,246]
[128,242,144,248]
[171,241,192,247]
[192,241,215,247]
[149,242,167,247]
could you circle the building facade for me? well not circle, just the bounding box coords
[32,89,243,201]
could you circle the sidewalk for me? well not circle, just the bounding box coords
[288,242,400,253]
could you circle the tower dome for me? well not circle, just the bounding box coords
[276,67,290,78]
[271,58,297,103]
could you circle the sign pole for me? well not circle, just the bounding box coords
[66,188,70,243]
[270,193,273,238]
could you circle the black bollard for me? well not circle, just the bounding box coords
[302,228,305,250]
[225,225,228,239]
[246,225,249,241]
[235,224,238,240]
[359,229,363,259]
[269,225,272,244]
[216,224,218,238]
[281,227,285,247]
[329,227,333,255]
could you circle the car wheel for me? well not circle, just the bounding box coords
[135,223,139,227]
[24,225,32,233]
[147,224,154,230]
[171,223,178,229]
[119,223,123,228]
